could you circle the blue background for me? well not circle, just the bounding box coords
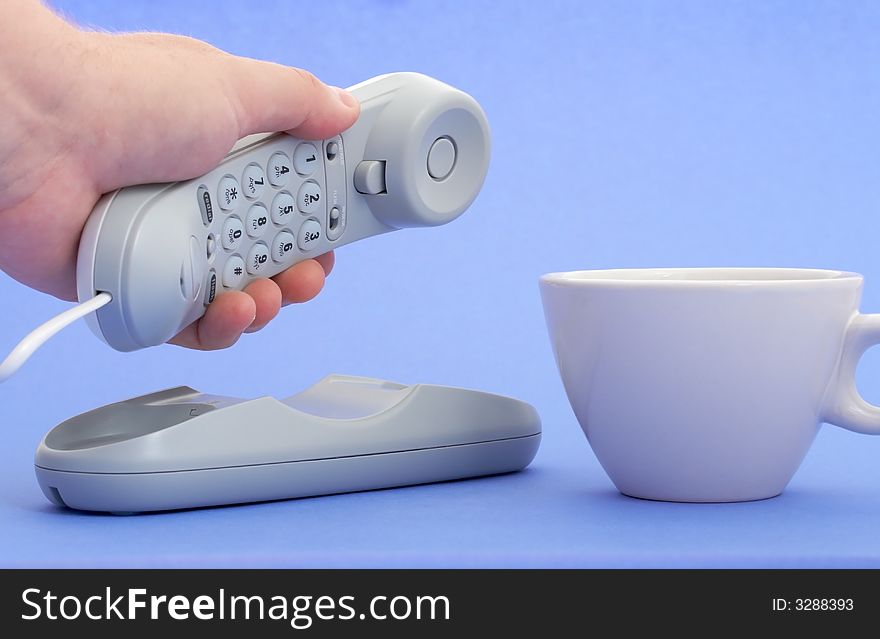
[2,0,880,566]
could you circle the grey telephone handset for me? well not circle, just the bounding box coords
[0,72,490,379]
[77,72,491,351]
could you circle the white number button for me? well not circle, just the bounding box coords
[297,181,322,214]
[246,203,269,238]
[241,164,266,200]
[297,219,322,252]
[221,216,244,251]
[268,152,291,187]
[223,255,246,288]
[217,176,241,210]
[293,142,319,176]
[247,243,270,275]
[272,230,296,263]
[271,192,296,225]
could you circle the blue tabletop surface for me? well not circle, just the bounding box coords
[2,0,880,567]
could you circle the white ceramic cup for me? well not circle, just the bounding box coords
[539,268,880,502]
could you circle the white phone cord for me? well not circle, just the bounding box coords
[0,292,112,383]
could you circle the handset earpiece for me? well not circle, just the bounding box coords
[354,74,491,229]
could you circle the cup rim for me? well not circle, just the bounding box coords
[540,267,863,287]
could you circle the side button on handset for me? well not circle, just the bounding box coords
[353,160,387,195]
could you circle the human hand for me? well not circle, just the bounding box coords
[0,1,359,349]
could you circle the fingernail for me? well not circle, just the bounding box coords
[332,86,358,109]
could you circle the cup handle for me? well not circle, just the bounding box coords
[822,314,880,434]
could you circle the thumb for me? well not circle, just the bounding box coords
[85,33,359,191]
[223,55,360,140]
